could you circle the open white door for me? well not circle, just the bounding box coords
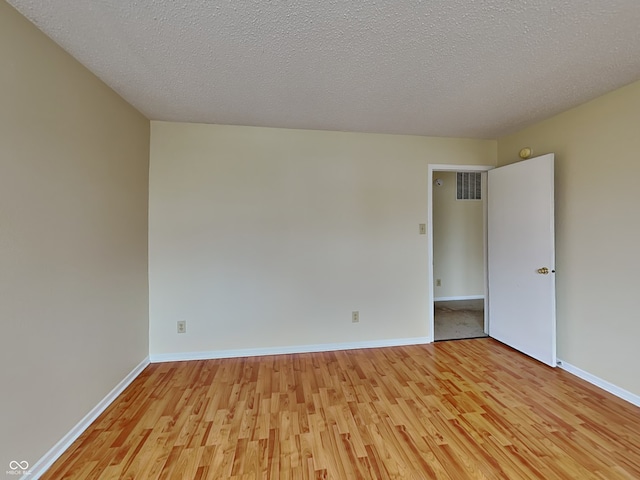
[488,154,556,367]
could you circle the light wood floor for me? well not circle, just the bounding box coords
[42,339,640,479]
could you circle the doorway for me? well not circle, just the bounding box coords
[427,164,493,342]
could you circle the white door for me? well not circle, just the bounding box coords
[487,154,556,367]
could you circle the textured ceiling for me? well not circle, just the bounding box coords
[8,0,640,138]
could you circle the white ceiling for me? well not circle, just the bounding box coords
[8,0,640,138]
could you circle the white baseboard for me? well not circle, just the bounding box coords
[150,337,431,363]
[434,295,484,301]
[26,356,150,480]
[557,359,640,408]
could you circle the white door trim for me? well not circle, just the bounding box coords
[427,164,494,342]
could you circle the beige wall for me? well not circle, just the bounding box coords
[149,121,496,355]
[433,171,484,299]
[0,0,150,470]
[498,79,640,396]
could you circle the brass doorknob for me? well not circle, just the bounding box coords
[537,267,549,274]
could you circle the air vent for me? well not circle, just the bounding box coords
[457,172,482,200]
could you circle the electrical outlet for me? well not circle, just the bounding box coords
[177,320,186,334]
[436,279,441,287]
[419,223,426,235]
[352,311,359,323]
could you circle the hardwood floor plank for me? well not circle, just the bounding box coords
[40,339,640,479]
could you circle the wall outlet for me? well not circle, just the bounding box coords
[436,279,441,287]
[352,311,359,323]
[419,223,426,235]
[177,320,186,334]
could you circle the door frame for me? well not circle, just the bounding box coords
[427,164,494,342]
